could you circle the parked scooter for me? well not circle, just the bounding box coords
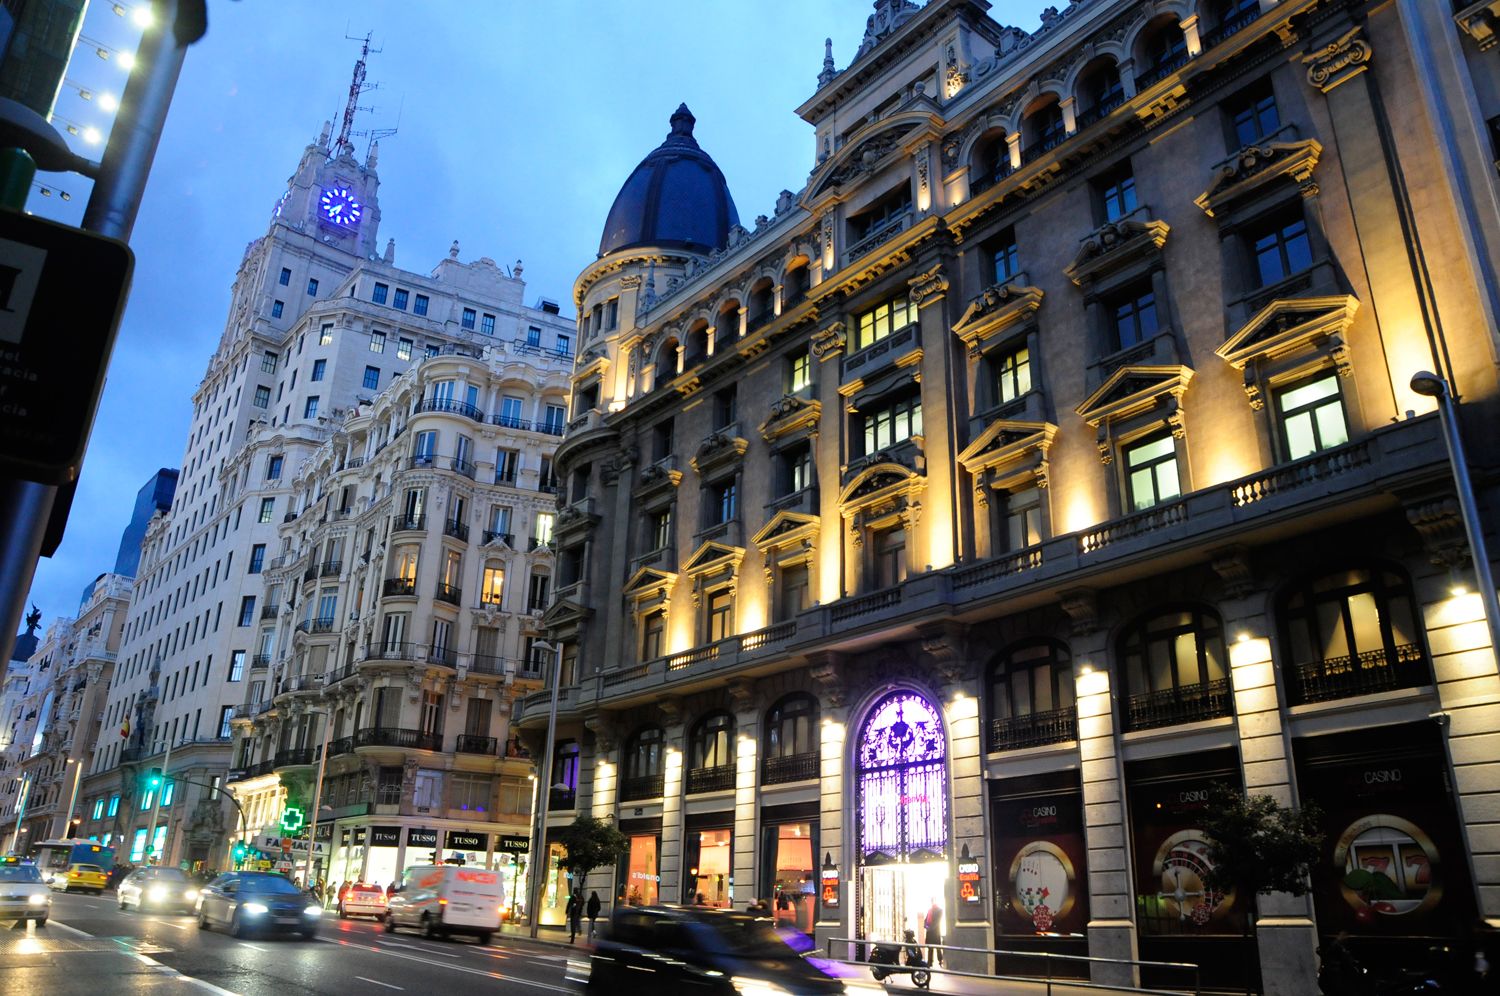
[1317,936,1447,995]
[868,929,932,989]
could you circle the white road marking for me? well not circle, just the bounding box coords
[53,918,243,996]
[328,937,574,993]
[149,917,192,930]
[355,976,403,990]
[378,938,461,957]
[44,920,90,938]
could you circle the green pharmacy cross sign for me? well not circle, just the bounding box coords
[280,805,306,835]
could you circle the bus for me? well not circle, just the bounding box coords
[31,839,116,885]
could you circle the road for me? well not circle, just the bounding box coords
[0,892,579,996]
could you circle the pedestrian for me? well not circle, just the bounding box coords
[924,897,944,968]
[387,880,398,897]
[746,897,770,916]
[566,893,582,943]
[586,891,601,940]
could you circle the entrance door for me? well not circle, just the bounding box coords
[859,861,949,942]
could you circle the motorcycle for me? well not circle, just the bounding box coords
[1317,936,1448,995]
[868,929,931,989]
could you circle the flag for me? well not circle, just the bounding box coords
[119,715,130,739]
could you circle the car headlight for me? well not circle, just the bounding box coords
[147,886,168,901]
[303,905,322,916]
[731,979,789,996]
[184,889,199,902]
[28,893,49,906]
[242,902,268,915]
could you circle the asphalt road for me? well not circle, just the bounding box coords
[0,891,579,996]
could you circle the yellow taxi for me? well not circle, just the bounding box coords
[55,862,108,894]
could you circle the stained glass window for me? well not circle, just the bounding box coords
[857,692,948,860]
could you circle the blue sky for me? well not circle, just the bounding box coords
[22,0,1043,628]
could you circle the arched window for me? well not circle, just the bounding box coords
[686,712,735,794]
[1022,99,1066,159]
[654,336,680,383]
[1118,606,1230,731]
[987,640,1076,751]
[1279,565,1428,705]
[782,258,812,309]
[856,691,948,862]
[1137,17,1190,88]
[762,693,818,784]
[620,726,665,801]
[549,740,579,809]
[715,301,741,347]
[1204,0,1260,47]
[685,320,711,365]
[969,128,1012,194]
[1076,59,1124,127]
[747,279,776,331]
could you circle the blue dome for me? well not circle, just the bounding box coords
[599,104,739,257]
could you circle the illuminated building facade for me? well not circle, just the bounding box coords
[522,0,1500,989]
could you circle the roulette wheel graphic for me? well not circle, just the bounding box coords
[1153,831,1230,925]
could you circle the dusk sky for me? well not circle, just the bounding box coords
[22,0,1043,630]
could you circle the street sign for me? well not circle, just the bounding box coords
[0,210,132,484]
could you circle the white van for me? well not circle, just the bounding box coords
[385,865,505,944]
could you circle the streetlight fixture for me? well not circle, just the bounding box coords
[60,758,84,839]
[527,639,566,939]
[1410,370,1500,658]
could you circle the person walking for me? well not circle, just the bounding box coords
[924,898,944,968]
[566,892,582,943]
[586,891,601,940]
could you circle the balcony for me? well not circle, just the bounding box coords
[303,564,318,582]
[841,322,920,380]
[251,654,272,670]
[1124,678,1231,732]
[363,641,426,662]
[412,397,484,422]
[246,759,276,779]
[448,457,476,480]
[537,420,566,437]
[274,748,314,768]
[1073,93,1126,130]
[443,519,470,541]
[455,734,497,756]
[295,616,336,635]
[325,663,357,686]
[327,736,354,758]
[548,786,577,810]
[744,308,774,334]
[1135,50,1193,90]
[429,644,457,668]
[968,161,1015,196]
[843,209,912,268]
[491,413,533,431]
[319,560,342,577]
[989,707,1077,753]
[1289,644,1429,706]
[482,530,514,546]
[1199,7,1260,50]
[382,577,417,597]
[762,752,818,785]
[434,582,463,606]
[495,469,518,486]
[260,604,280,620]
[467,654,510,677]
[355,727,443,751]
[392,513,427,532]
[618,774,665,802]
[685,765,735,795]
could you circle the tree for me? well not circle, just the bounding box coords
[554,816,628,897]
[1200,783,1325,995]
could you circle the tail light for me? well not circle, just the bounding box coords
[438,898,448,906]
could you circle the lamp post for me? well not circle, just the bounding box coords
[527,639,565,939]
[1410,371,1500,658]
[302,698,335,888]
[8,772,31,852]
[59,758,83,839]
[143,737,173,864]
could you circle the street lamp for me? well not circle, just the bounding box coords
[60,758,83,839]
[1410,371,1500,658]
[527,639,565,939]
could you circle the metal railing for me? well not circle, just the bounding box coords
[319,560,342,577]
[989,707,1078,752]
[1290,643,1428,705]
[434,582,462,606]
[392,513,427,532]
[251,654,271,669]
[412,397,484,422]
[274,748,314,768]
[382,577,417,597]
[761,752,818,785]
[482,530,513,546]
[685,764,735,794]
[455,734,497,755]
[618,774,665,802]
[1124,678,1231,732]
[443,519,470,540]
[355,726,443,751]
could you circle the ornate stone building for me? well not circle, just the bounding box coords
[520,0,1500,991]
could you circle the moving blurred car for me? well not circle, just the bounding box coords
[339,882,387,919]
[385,865,504,944]
[0,858,50,925]
[575,905,844,994]
[118,867,199,912]
[50,863,107,894]
[197,871,321,940]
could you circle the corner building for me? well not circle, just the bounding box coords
[521,1,1500,991]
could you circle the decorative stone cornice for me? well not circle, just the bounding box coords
[953,281,1043,355]
[1217,295,1359,409]
[957,420,1057,491]
[633,457,683,502]
[622,565,676,605]
[751,510,819,560]
[1063,217,1170,287]
[1076,365,1195,433]
[1303,25,1372,94]
[807,651,846,709]
[758,394,822,444]
[1209,546,1256,600]
[1454,2,1500,51]
[1195,137,1323,218]
[907,263,949,310]
[1058,588,1099,637]
[811,321,847,361]
[689,430,750,477]
[1403,494,1469,570]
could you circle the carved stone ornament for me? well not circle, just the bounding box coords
[915,145,931,195]
[811,321,848,360]
[1064,218,1170,287]
[727,677,756,713]
[758,394,822,443]
[1405,496,1469,569]
[808,652,846,709]
[1455,2,1500,51]
[585,712,619,754]
[1209,546,1256,600]
[953,282,1043,354]
[1195,139,1323,218]
[1303,25,1372,94]
[907,263,948,309]
[620,274,642,289]
[1058,588,1100,637]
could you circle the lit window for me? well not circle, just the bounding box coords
[1276,372,1348,460]
[480,566,505,605]
[1123,434,1181,511]
[1001,485,1043,551]
[994,345,1031,405]
[860,388,922,455]
[397,338,413,361]
[854,294,915,351]
[370,330,386,353]
[534,512,555,545]
[319,323,333,345]
[787,351,811,393]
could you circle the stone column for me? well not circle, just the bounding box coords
[732,698,759,910]
[659,707,686,905]
[1060,96,1079,136]
[1181,14,1203,57]
[811,655,849,954]
[933,626,988,974]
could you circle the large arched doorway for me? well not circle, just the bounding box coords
[855,690,950,943]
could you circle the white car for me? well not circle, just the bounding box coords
[118,867,200,913]
[0,860,49,925]
[385,865,505,944]
[339,883,387,919]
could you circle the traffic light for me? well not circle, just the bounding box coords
[144,768,162,789]
[231,842,248,863]
[279,805,305,835]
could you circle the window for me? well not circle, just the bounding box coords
[526,326,542,346]
[1107,281,1159,352]
[649,508,672,550]
[372,282,389,305]
[319,323,334,345]
[393,288,409,310]
[850,184,913,243]
[267,455,284,479]
[248,544,266,573]
[271,300,284,319]
[543,404,567,434]
[130,828,147,862]
[777,563,810,622]
[237,597,256,626]
[624,728,664,783]
[496,448,519,483]
[426,344,439,358]
[556,333,572,357]
[363,366,380,390]
[480,313,496,336]
[413,769,442,810]
[413,294,429,316]
[764,694,818,760]
[258,497,275,523]
[1248,211,1313,288]
[873,526,907,588]
[279,267,290,286]
[1279,565,1426,704]
[988,227,1020,284]
[1276,372,1348,460]
[161,781,175,807]
[707,588,733,642]
[713,385,736,429]
[860,387,922,455]
[641,609,665,661]
[1098,162,1138,222]
[303,396,320,419]
[481,566,504,605]
[311,359,326,382]
[1119,607,1228,725]
[994,345,1032,405]
[1123,434,1181,511]
[91,798,104,820]
[528,571,550,612]
[462,308,477,330]
[787,351,811,393]
[988,640,1074,737]
[261,350,278,374]
[1228,78,1280,147]
[229,650,245,682]
[107,795,120,817]
[307,278,319,296]
[780,443,812,497]
[606,298,619,329]
[369,330,386,353]
[854,294,915,351]
[708,478,737,525]
[499,396,524,426]
[689,713,734,773]
[534,511,555,545]
[389,337,410,362]
[1001,484,1043,550]
[252,385,270,409]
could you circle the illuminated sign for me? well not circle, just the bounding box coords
[958,859,982,905]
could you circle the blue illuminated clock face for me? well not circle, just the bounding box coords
[319,186,363,227]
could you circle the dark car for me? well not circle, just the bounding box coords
[575,905,844,994]
[196,872,322,940]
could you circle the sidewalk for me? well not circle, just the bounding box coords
[495,924,1188,994]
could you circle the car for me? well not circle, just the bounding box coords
[197,871,321,940]
[51,863,107,894]
[0,859,50,926]
[118,867,200,912]
[339,882,387,919]
[385,865,505,944]
[576,905,845,994]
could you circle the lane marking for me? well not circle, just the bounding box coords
[378,937,461,958]
[44,920,91,938]
[356,977,403,990]
[325,936,573,993]
[149,917,192,931]
[53,919,244,996]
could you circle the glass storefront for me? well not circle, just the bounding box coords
[683,827,733,907]
[763,821,816,933]
[617,833,660,907]
[540,838,570,925]
[990,770,1089,978]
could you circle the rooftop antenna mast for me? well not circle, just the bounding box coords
[353,94,403,160]
[333,31,380,159]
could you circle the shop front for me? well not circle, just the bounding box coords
[364,826,402,889]
[759,802,818,934]
[615,817,662,909]
[334,826,369,885]
[445,829,489,867]
[1293,722,1478,975]
[1126,749,1255,992]
[990,769,1089,978]
[494,833,530,920]
[682,814,733,907]
[855,691,950,945]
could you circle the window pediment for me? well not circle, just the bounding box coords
[682,540,745,593]
[1217,294,1359,409]
[808,121,921,199]
[952,281,1043,355]
[1195,138,1322,219]
[623,565,677,607]
[751,510,819,556]
[689,430,749,477]
[957,419,1057,490]
[1076,365,1194,458]
[759,394,822,443]
[540,596,590,630]
[1063,216,1170,287]
[839,461,924,522]
[634,456,683,502]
